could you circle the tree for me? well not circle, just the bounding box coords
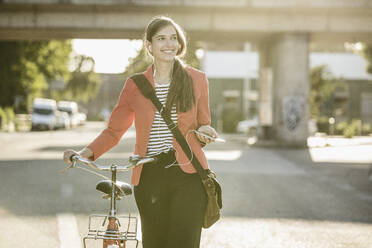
[0,40,72,112]
[182,41,201,69]
[310,65,345,119]
[52,54,101,103]
[122,45,152,79]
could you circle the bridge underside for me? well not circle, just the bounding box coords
[1,28,371,44]
[0,3,372,42]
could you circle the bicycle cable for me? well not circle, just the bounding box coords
[69,158,134,217]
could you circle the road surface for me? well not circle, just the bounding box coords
[0,122,371,248]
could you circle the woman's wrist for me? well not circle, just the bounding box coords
[78,147,94,160]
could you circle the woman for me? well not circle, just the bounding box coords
[63,16,218,248]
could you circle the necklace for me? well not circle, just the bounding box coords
[153,69,171,84]
[153,61,174,84]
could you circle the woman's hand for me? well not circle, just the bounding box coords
[63,149,79,164]
[195,125,218,145]
[63,147,93,164]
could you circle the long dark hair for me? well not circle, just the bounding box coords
[145,16,195,113]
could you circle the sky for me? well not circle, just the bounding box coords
[71,39,143,74]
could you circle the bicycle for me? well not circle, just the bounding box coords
[62,154,155,248]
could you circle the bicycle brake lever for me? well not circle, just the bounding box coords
[60,160,76,174]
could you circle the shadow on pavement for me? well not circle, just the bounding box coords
[0,159,137,216]
[1,151,371,225]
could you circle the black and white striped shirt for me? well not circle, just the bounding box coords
[146,83,177,156]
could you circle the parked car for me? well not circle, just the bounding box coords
[77,112,87,126]
[55,110,71,129]
[31,98,58,131]
[57,101,79,128]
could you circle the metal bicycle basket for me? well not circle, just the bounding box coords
[83,213,139,248]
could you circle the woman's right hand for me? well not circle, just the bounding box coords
[63,149,80,164]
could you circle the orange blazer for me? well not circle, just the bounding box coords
[87,65,211,186]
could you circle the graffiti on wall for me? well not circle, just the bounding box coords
[282,96,305,131]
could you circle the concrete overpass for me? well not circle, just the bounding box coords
[1,0,372,146]
[1,0,372,42]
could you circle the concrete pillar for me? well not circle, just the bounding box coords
[259,34,310,146]
[258,40,274,140]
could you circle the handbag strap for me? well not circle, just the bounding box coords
[130,73,208,180]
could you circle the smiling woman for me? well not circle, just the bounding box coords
[71,39,143,74]
[64,15,220,248]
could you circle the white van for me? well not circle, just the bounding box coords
[31,98,58,131]
[58,101,79,128]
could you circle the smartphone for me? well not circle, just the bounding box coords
[194,130,226,143]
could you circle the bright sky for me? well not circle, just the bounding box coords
[71,39,143,74]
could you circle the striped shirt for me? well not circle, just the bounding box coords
[146,83,177,156]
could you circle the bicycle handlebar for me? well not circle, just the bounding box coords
[70,155,155,172]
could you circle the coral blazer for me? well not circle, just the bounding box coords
[87,65,211,186]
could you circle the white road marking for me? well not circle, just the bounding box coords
[57,213,82,248]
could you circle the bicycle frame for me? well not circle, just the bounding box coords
[82,164,133,248]
[65,155,155,248]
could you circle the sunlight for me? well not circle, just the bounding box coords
[201,217,372,248]
[309,146,372,164]
[308,136,372,164]
[72,39,143,74]
[204,150,242,161]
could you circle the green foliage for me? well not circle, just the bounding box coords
[362,123,371,135]
[14,114,31,132]
[122,46,152,79]
[343,125,355,138]
[0,40,72,112]
[53,55,101,103]
[0,107,16,131]
[318,117,371,137]
[0,107,6,130]
[316,116,330,133]
[310,65,345,119]
[335,119,367,138]
[344,120,362,138]
[335,121,348,135]
[183,41,201,69]
[362,44,372,74]
[4,107,15,123]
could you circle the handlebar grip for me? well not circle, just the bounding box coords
[70,154,78,162]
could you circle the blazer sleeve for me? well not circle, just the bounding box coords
[197,72,211,127]
[87,79,135,160]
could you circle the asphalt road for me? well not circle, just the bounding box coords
[0,122,371,248]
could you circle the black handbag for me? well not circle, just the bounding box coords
[131,74,222,228]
